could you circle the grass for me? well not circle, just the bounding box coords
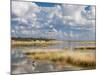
[74,46,96,50]
[66,52,96,68]
[12,39,96,69]
[11,40,61,47]
[25,50,96,69]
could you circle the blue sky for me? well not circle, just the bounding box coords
[11,1,96,40]
[34,2,57,7]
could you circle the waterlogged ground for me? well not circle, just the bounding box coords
[11,41,96,74]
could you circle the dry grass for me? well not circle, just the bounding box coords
[11,40,61,47]
[74,41,96,44]
[12,40,96,69]
[66,52,96,68]
[25,50,96,69]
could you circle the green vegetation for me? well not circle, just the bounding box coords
[11,37,56,41]
[11,37,61,47]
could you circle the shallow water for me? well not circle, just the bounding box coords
[12,41,96,49]
[11,41,96,74]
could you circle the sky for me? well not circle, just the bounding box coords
[11,1,96,41]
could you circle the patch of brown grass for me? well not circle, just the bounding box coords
[11,40,61,47]
[25,50,96,69]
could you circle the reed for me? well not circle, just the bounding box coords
[25,50,96,69]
